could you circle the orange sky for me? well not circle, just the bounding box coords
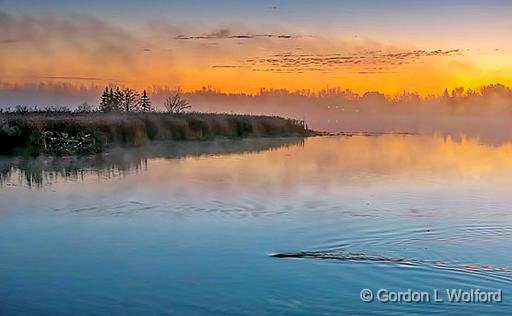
[2,2,512,96]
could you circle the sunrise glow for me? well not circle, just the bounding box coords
[2,0,512,96]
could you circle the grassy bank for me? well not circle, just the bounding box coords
[0,112,314,155]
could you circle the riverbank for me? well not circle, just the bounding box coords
[0,112,315,155]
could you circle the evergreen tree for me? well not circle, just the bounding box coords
[140,89,151,112]
[100,87,111,112]
[99,86,143,112]
[113,88,124,111]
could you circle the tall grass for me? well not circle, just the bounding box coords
[0,112,313,155]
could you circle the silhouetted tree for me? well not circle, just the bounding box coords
[451,87,464,98]
[15,104,29,114]
[75,103,94,113]
[113,88,124,110]
[443,88,450,99]
[43,105,70,113]
[119,88,140,112]
[109,88,114,104]
[100,87,109,111]
[164,91,191,113]
[140,89,151,112]
[100,87,121,112]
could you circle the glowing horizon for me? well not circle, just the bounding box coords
[2,0,512,96]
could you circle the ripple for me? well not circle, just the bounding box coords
[53,201,160,216]
[270,247,512,283]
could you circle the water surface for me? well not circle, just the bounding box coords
[1,135,511,315]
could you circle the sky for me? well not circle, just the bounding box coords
[1,0,512,95]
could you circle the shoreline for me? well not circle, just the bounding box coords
[0,112,317,156]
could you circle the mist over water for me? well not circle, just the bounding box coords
[3,83,512,144]
[3,1,512,314]
[1,135,512,315]
[0,138,303,187]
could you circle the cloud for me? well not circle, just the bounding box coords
[1,39,19,44]
[207,28,231,38]
[211,65,246,68]
[175,28,300,40]
[35,76,122,82]
[0,8,477,96]
[0,9,138,64]
[0,9,159,83]
[244,49,464,73]
[357,71,396,75]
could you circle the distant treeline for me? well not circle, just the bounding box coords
[3,82,512,104]
[3,83,512,141]
[3,83,512,118]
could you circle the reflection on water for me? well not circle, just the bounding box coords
[5,134,512,188]
[1,135,512,315]
[0,137,303,187]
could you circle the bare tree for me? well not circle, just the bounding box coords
[164,91,191,114]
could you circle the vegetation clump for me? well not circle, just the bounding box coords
[0,87,314,156]
[1,113,312,156]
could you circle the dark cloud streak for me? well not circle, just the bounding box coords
[244,49,464,73]
[175,28,300,40]
[35,76,122,82]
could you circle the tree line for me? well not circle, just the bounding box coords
[100,87,150,112]
[100,87,191,114]
[0,87,192,114]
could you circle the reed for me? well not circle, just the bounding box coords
[0,112,314,155]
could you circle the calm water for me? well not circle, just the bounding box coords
[1,135,512,315]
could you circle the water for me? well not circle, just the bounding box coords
[1,135,511,315]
